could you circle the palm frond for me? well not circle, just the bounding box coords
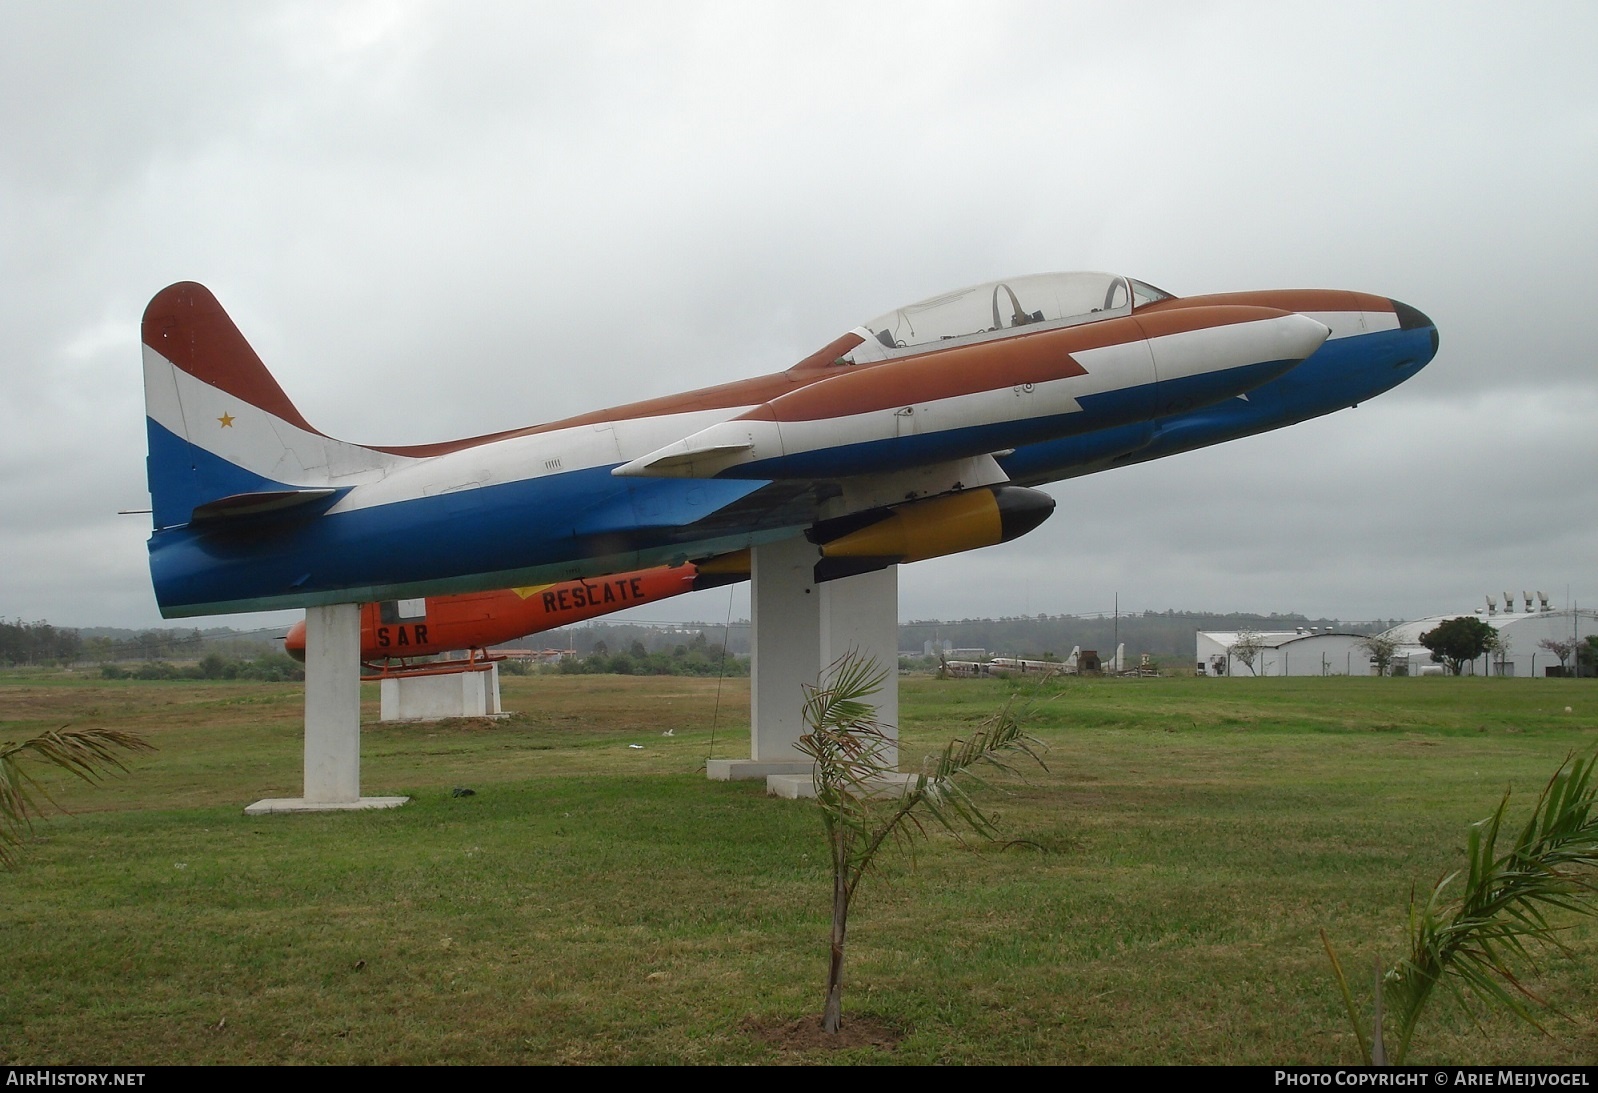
[0,726,154,868]
[1331,750,1598,1063]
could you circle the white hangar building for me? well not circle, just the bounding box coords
[1196,628,1372,677]
[1379,595,1597,677]
[1197,595,1597,678]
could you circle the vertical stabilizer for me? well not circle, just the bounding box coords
[141,283,402,529]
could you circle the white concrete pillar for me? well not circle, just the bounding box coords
[750,536,824,761]
[304,602,362,803]
[483,662,503,715]
[709,541,902,787]
[708,537,823,781]
[245,602,408,815]
[768,565,905,800]
[820,566,899,767]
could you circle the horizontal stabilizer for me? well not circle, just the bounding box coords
[190,488,339,524]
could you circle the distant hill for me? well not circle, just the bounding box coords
[519,610,1400,664]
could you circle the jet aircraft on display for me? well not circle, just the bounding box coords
[141,272,1438,617]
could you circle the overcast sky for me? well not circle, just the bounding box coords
[3,1,1594,634]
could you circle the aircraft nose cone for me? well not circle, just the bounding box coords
[1390,299,1433,331]
[1390,298,1440,360]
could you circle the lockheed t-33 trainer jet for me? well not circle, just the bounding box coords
[141,271,1437,618]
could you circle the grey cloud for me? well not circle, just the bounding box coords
[3,1,1594,629]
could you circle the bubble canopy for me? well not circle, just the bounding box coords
[844,271,1174,363]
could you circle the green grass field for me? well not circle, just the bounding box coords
[2,670,1595,1064]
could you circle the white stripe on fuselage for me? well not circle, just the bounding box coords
[614,338,1164,478]
[155,309,1350,516]
[1300,310,1399,341]
[1121,312,1328,383]
[614,316,1312,478]
[144,346,408,486]
[768,352,1129,452]
[145,341,761,513]
[348,314,1310,495]
[327,406,763,514]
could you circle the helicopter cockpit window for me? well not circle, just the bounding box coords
[852,271,1137,358]
[379,598,427,623]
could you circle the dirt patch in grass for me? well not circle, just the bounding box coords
[743,1014,905,1053]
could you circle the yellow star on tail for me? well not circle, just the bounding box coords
[218,412,235,427]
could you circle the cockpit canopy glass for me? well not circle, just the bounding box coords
[856,272,1174,357]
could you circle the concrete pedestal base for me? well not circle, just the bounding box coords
[706,758,814,782]
[766,771,918,800]
[378,662,504,721]
[244,795,411,816]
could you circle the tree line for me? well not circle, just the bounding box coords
[522,633,748,677]
[0,619,83,666]
[98,651,305,682]
[2,620,290,667]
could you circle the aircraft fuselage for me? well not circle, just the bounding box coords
[142,273,1436,618]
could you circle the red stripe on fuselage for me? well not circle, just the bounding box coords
[1139,289,1392,316]
[146,281,1327,464]
[746,305,1291,422]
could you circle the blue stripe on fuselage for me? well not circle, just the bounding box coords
[727,358,1292,480]
[146,419,304,530]
[147,467,768,617]
[999,325,1438,483]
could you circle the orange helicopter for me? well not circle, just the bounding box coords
[283,553,747,667]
